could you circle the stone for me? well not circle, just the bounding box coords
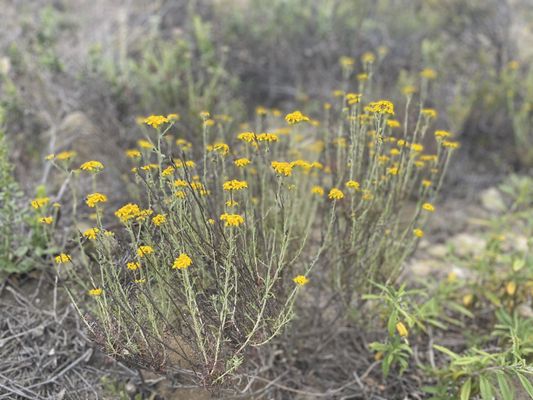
[449,233,487,257]
[479,187,506,213]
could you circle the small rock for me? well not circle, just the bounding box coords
[426,244,448,258]
[409,259,446,277]
[449,233,487,257]
[480,187,506,213]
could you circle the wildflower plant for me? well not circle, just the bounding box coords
[63,114,324,384]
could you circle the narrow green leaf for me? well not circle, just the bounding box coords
[497,372,513,400]
[516,372,533,399]
[433,344,459,359]
[479,375,493,400]
[460,378,472,400]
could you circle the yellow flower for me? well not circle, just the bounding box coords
[223,179,248,191]
[365,100,394,115]
[174,179,188,187]
[387,120,400,128]
[421,68,437,80]
[332,90,345,97]
[411,143,424,152]
[86,192,108,208]
[463,293,474,307]
[207,142,230,156]
[356,73,368,82]
[226,200,239,207]
[140,163,158,171]
[137,246,154,258]
[208,218,215,225]
[421,108,437,119]
[220,213,245,227]
[435,130,452,139]
[285,111,310,125]
[80,160,104,172]
[387,167,399,175]
[271,161,293,176]
[136,209,153,221]
[506,281,517,296]
[204,119,215,127]
[152,214,166,226]
[293,275,309,286]
[256,133,279,142]
[413,228,424,238]
[161,166,175,177]
[346,93,362,105]
[125,149,141,159]
[55,151,77,161]
[422,179,432,188]
[38,216,53,225]
[402,85,417,95]
[134,278,146,284]
[442,141,460,149]
[88,288,103,296]
[83,227,100,240]
[115,203,141,223]
[390,148,401,156]
[173,253,192,270]
[138,139,154,149]
[422,203,435,212]
[176,138,192,150]
[55,253,71,264]
[328,188,344,200]
[167,113,180,121]
[127,261,140,271]
[361,51,375,64]
[311,186,324,196]
[346,180,360,190]
[396,322,408,337]
[339,56,355,69]
[199,111,210,119]
[144,115,169,128]
[255,106,268,116]
[237,132,257,143]
[234,158,251,167]
[362,190,374,201]
[174,159,196,168]
[31,197,50,209]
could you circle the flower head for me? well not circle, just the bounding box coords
[311,186,324,196]
[234,158,251,167]
[88,288,103,297]
[31,197,50,209]
[83,227,100,240]
[223,180,248,191]
[125,149,141,159]
[173,253,192,270]
[144,115,169,128]
[271,161,293,176]
[80,161,104,173]
[346,180,360,190]
[293,275,309,286]
[422,203,435,212]
[220,213,245,227]
[396,322,409,337]
[115,203,141,223]
[55,253,71,264]
[127,261,140,271]
[137,246,154,258]
[285,111,310,125]
[328,188,344,200]
[38,216,53,225]
[86,193,108,208]
[152,214,166,226]
[413,228,424,238]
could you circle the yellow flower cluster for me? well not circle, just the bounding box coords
[220,213,245,227]
[234,158,251,167]
[80,160,104,172]
[328,188,344,200]
[223,180,248,191]
[293,275,309,286]
[285,111,310,125]
[86,192,108,208]
[137,245,154,257]
[55,253,71,264]
[271,161,293,176]
[83,227,100,240]
[31,197,50,209]
[365,100,395,115]
[152,214,166,226]
[144,115,169,128]
[173,253,192,270]
[38,216,53,224]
